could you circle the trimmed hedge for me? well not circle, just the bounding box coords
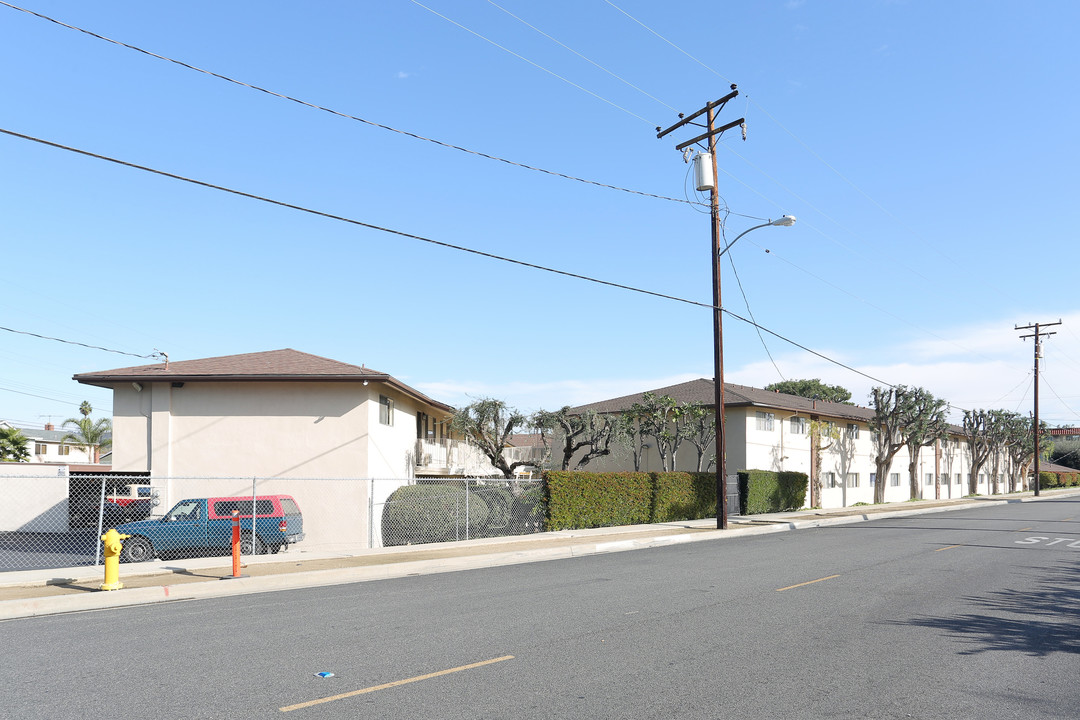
[653,472,716,522]
[739,469,808,514]
[545,471,652,530]
[1039,471,1080,489]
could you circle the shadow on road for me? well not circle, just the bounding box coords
[886,557,1080,656]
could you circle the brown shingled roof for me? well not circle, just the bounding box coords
[571,378,877,423]
[73,348,454,413]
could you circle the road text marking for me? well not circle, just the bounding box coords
[776,575,840,592]
[280,655,515,712]
[935,545,963,552]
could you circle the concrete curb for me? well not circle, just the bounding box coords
[3,490,1076,621]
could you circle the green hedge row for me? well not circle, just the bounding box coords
[545,471,720,530]
[544,471,654,530]
[738,469,809,514]
[1040,471,1080,488]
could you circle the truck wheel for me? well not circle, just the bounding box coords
[240,534,267,555]
[122,536,154,563]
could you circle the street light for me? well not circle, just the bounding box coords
[718,216,797,258]
[709,211,795,529]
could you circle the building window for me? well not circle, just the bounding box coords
[379,395,394,426]
[789,416,806,434]
[57,445,71,456]
[925,473,934,486]
[756,412,775,431]
[846,423,860,439]
[889,473,900,487]
[870,473,876,487]
[846,473,859,488]
[824,472,838,489]
[979,473,986,485]
[35,443,47,455]
[955,473,961,485]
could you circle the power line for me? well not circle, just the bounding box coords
[0,1,699,208]
[0,323,160,360]
[0,124,898,392]
[602,0,735,84]
[0,384,109,412]
[484,0,680,113]
[409,0,654,125]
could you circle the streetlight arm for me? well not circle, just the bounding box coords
[717,215,796,258]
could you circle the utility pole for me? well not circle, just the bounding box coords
[657,86,743,530]
[1016,320,1061,496]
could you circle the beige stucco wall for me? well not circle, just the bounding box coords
[109,380,447,481]
[0,464,70,531]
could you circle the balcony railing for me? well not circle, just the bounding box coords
[414,438,550,477]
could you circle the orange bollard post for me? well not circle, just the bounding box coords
[231,510,242,578]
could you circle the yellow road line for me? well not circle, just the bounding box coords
[776,575,839,592]
[1017,527,1032,532]
[280,655,515,712]
[935,544,963,552]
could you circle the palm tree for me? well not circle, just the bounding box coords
[0,426,30,462]
[62,403,112,463]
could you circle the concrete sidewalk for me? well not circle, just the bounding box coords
[3,489,1077,620]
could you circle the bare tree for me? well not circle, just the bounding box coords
[870,386,912,504]
[680,403,716,472]
[450,398,533,478]
[962,409,994,495]
[900,389,949,500]
[809,419,840,507]
[634,393,686,472]
[534,407,615,471]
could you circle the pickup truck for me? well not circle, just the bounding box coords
[114,494,304,563]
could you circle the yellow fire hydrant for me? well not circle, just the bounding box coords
[100,529,131,591]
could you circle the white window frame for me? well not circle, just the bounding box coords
[755,411,775,432]
[846,423,860,439]
[846,473,859,488]
[789,416,806,434]
[379,395,394,426]
[889,473,900,487]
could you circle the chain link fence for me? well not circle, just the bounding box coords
[0,471,547,572]
[374,478,545,547]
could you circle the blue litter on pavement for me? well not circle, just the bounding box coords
[315,672,334,678]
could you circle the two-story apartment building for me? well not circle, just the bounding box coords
[570,379,1006,509]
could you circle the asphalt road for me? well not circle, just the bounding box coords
[4,498,1078,719]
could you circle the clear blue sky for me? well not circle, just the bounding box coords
[3,1,1079,430]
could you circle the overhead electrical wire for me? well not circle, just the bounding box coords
[1039,374,1080,423]
[0,125,898,390]
[0,323,161,360]
[602,0,735,85]
[602,3,1028,308]
[484,0,680,114]
[0,1,699,208]
[719,215,785,382]
[409,0,654,125]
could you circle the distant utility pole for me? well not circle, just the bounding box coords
[656,85,744,530]
[1016,320,1061,496]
